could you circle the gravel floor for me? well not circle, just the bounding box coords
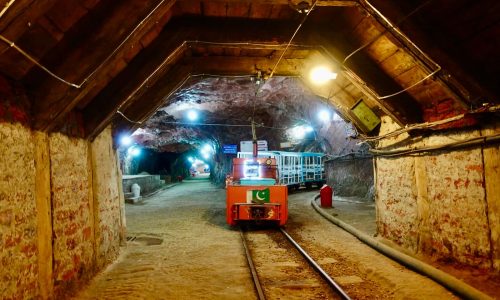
[74,180,457,299]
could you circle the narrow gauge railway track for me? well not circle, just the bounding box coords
[239,226,351,300]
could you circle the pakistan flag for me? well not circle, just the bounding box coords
[246,188,270,204]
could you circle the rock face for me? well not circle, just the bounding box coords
[131,76,368,185]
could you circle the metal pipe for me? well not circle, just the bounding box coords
[311,198,493,300]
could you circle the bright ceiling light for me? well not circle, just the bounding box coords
[305,125,314,132]
[120,135,132,146]
[187,110,198,121]
[318,110,331,122]
[202,144,212,153]
[188,157,194,163]
[202,152,209,159]
[310,66,337,85]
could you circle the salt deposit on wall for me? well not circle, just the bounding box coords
[0,123,38,299]
[49,133,95,292]
[91,127,123,269]
[375,116,500,271]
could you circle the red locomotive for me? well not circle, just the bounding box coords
[226,157,288,226]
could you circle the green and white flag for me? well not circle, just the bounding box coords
[246,188,270,204]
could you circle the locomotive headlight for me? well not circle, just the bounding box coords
[243,159,261,178]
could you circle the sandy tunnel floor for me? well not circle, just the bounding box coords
[74,180,456,299]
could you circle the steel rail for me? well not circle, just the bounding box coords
[239,227,266,300]
[279,228,352,300]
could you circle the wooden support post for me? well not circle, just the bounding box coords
[482,123,500,272]
[86,141,97,269]
[116,148,127,245]
[34,131,53,299]
[414,153,430,254]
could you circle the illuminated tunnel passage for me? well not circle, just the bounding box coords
[0,1,499,299]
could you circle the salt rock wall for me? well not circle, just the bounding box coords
[325,158,374,199]
[50,133,95,292]
[0,123,38,299]
[91,127,123,269]
[375,116,500,271]
[0,122,124,298]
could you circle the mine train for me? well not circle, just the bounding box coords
[226,151,325,226]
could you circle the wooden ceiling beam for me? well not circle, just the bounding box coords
[175,0,358,7]
[112,63,192,136]
[357,0,486,108]
[83,17,305,139]
[313,31,421,125]
[27,0,176,131]
[0,0,57,36]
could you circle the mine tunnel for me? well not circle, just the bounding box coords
[1,0,499,299]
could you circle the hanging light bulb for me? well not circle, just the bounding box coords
[310,66,337,85]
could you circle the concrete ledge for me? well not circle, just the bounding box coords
[122,175,163,197]
[125,195,142,204]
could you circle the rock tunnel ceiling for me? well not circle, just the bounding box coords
[132,76,363,154]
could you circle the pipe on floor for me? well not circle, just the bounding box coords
[311,198,493,300]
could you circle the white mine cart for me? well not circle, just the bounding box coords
[237,151,325,189]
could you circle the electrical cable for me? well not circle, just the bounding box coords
[348,0,442,100]
[343,0,435,65]
[267,0,318,80]
[0,0,173,88]
[155,121,285,130]
[376,67,440,99]
[117,72,257,125]
[188,40,316,50]
[370,132,500,157]
[0,35,80,88]
[116,72,293,128]
[360,104,500,142]
[0,0,15,19]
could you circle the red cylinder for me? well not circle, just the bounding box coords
[320,184,333,207]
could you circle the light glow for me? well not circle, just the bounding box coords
[318,110,331,122]
[120,135,132,146]
[187,110,198,121]
[128,146,141,157]
[202,144,212,153]
[310,66,337,85]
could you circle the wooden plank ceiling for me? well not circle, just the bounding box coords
[0,0,498,138]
